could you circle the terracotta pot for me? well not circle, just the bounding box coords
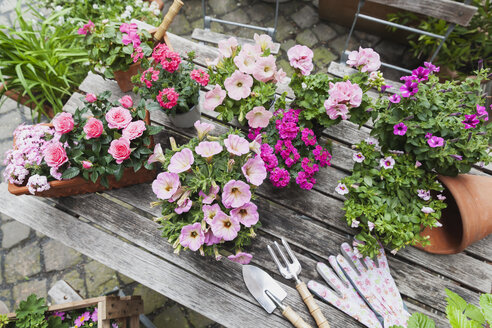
[0,83,54,118]
[7,111,157,198]
[169,105,201,128]
[419,174,492,254]
[113,62,142,93]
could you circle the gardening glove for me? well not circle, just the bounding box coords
[308,256,383,328]
[337,243,410,328]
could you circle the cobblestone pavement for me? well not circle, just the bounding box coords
[0,0,411,326]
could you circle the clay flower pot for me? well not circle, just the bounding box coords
[419,174,492,254]
[0,83,54,118]
[113,62,142,93]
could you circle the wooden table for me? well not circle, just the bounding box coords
[1,32,491,328]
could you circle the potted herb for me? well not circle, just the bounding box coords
[4,92,161,197]
[336,140,447,258]
[80,21,154,92]
[0,4,89,121]
[133,45,204,128]
[247,107,332,190]
[204,34,284,124]
[287,46,382,134]
[149,121,266,262]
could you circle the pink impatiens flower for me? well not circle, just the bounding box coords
[203,85,227,111]
[218,37,238,58]
[241,156,267,186]
[346,47,381,72]
[106,106,132,129]
[195,141,223,160]
[224,70,253,101]
[179,223,205,251]
[52,112,74,134]
[152,172,180,200]
[252,55,276,82]
[222,180,251,208]
[245,106,272,129]
[228,252,253,264]
[77,20,94,35]
[83,118,103,139]
[211,212,240,241]
[194,120,215,140]
[380,156,395,169]
[230,202,259,227]
[108,137,131,164]
[427,136,444,148]
[287,45,314,76]
[224,134,250,156]
[393,122,407,136]
[168,148,194,173]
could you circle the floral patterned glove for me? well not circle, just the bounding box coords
[307,256,383,328]
[337,243,410,328]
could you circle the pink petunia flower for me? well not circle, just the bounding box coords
[417,189,431,201]
[228,252,253,264]
[461,114,480,129]
[204,229,222,246]
[351,219,360,228]
[245,106,272,129]
[74,312,91,327]
[194,120,215,140]
[254,33,274,51]
[368,221,375,231]
[148,144,165,164]
[241,156,267,186]
[152,172,180,200]
[346,46,381,72]
[224,134,250,156]
[415,160,422,168]
[476,104,489,121]
[424,62,440,73]
[393,122,407,136]
[437,194,446,201]
[203,203,222,224]
[273,68,287,84]
[105,106,132,129]
[234,52,257,74]
[353,152,365,163]
[388,94,401,104]
[211,212,240,241]
[224,70,253,101]
[203,85,227,111]
[195,141,223,160]
[380,156,395,169]
[427,136,444,148]
[252,55,276,82]
[287,45,314,76]
[400,80,419,98]
[179,222,205,251]
[335,183,349,195]
[411,66,430,82]
[199,186,220,205]
[421,206,435,214]
[218,37,239,58]
[222,180,251,208]
[230,202,259,227]
[168,148,194,173]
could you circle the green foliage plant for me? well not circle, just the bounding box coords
[337,140,447,258]
[0,3,90,122]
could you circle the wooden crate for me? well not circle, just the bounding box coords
[6,296,144,328]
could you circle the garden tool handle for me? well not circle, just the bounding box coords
[282,306,313,328]
[154,0,184,41]
[296,282,331,328]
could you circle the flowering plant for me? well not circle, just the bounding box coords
[372,65,492,176]
[3,92,161,194]
[150,121,266,262]
[336,140,447,258]
[248,108,332,190]
[205,34,284,124]
[133,45,203,115]
[288,46,383,130]
[80,21,153,79]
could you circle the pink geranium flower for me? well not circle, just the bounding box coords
[199,185,220,205]
[119,95,133,108]
[203,85,227,111]
[287,45,314,76]
[273,68,287,84]
[194,120,215,140]
[85,93,97,103]
[346,47,381,72]
[379,156,395,169]
[106,106,132,129]
[83,118,103,139]
[74,312,91,327]
[168,148,194,173]
[218,37,238,58]
[222,180,251,208]
[157,88,179,109]
[245,106,272,129]
[195,141,223,159]
[328,80,363,108]
[120,22,138,34]
[393,122,407,136]
[211,212,240,241]
[324,101,349,120]
[179,223,205,251]
[224,134,250,155]
[427,136,444,148]
[122,120,146,140]
[241,156,267,186]
[152,172,180,200]
[43,142,68,168]
[202,203,222,224]
[108,137,131,164]
[52,112,74,134]
[252,55,276,82]
[224,70,253,101]
[230,202,259,227]
[228,252,253,264]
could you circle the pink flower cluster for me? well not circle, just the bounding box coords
[140,67,160,88]
[152,44,181,73]
[157,87,179,109]
[346,47,381,73]
[287,45,314,76]
[190,69,209,87]
[324,80,363,120]
[77,20,94,35]
[120,23,144,63]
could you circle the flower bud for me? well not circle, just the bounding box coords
[169,137,178,151]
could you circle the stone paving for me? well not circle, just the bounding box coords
[0,0,412,326]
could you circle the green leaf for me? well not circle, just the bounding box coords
[147,125,163,135]
[446,289,468,312]
[479,294,492,324]
[464,304,485,324]
[90,171,99,183]
[114,165,124,181]
[405,313,435,328]
[61,167,80,180]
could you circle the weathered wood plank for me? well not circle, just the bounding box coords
[0,186,302,328]
[367,0,478,26]
[191,28,281,54]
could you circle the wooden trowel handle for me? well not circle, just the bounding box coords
[296,282,331,328]
[154,0,183,41]
[282,306,313,328]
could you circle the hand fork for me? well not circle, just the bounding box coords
[268,237,331,328]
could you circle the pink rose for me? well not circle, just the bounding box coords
[82,161,93,169]
[83,118,104,139]
[105,106,132,129]
[118,95,133,108]
[85,93,97,103]
[52,112,74,134]
[43,142,68,168]
[122,120,146,140]
[108,138,131,164]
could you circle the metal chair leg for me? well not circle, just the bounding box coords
[341,0,365,64]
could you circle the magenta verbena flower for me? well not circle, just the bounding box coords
[393,122,408,136]
[301,128,317,146]
[269,167,290,187]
